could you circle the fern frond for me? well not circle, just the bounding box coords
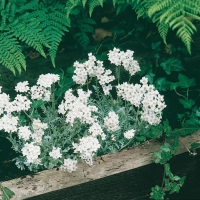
[74,32,90,50]
[0,33,26,74]
[147,0,200,54]
[9,13,48,57]
[66,0,81,17]
[89,0,104,16]
[17,0,39,12]
[38,4,70,67]
[157,22,168,44]
[81,0,87,7]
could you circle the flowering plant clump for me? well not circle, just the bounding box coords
[0,48,166,172]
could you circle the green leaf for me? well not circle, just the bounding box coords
[163,119,172,134]
[135,136,146,142]
[161,151,172,164]
[55,77,73,98]
[66,66,75,76]
[195,109,200,117]
[179,176,186,186]
[31,100,44,108]
[190,142,200,151]
[151,41,161,51]
[160,143,171,152]
[154,151,162,163]
[164,178,171,190]
[170,137,179,154]
[178,73,196,88]
[173,176,180,181]
[147,124,163,138]
[164,163,171,176]
[145,73,155,84]
[168,81,180,90]
[2,186,15,200]
[179,99,195,109]
[150,185,165,200]
[160,58,185,75]
[155,78,170,91]
[169,182,180,194]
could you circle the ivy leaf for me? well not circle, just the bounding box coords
[160,143,171,152]
[154,151,162,163]
[164,178,171,190]
[151,41,161,51]
[155,78,170,91]
[179,176,186,186]
[145,72,155,84]
[147,124,163,138]
[179,99,195,109]
[164,163,171,176]
[168,81,180,90]
[173,176,180,181]
[150,185,165,200]
[169,182,180,194]
[178,73,196,88]
[190,142,200,151]
[196,109,200,117]
[160,58,185,75]
[163,119,172,134]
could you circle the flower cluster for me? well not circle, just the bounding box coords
[15,81,29,93]
[73,136,101,165]
[58,89,98,125]
[108,47,140,76]
[21,142,41,164]
[31,118,48,144]
[124,129,135,139]
[72,53,115,95]
[15,74,59,101]
[116,77,166,125]
[0,47,167,174]
[88,122,106,140]
[0,114,18,133]
[49,147,62,159]
[37,73,60,88]
[60,158,77,173]
[104,111,120,132]
[18,126,32,141]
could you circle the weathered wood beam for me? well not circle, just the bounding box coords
[1,131,200,200]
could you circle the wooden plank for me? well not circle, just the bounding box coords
[1,131,200,200]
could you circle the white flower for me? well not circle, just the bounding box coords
[108,48,140,76]
[22,142,41,164]
[104,111,120,132]
[49,147,62,159]
[0,114,18,133]
[30,85,51,101]
[32,118,48,131]
[60,158,77,173]
[73,136,101,165]
[18,126,32,141]
[59,89,98,125]
[116,78,166,125]
[15,81,30,92]
[124,129,135,139]
[12,94,32,112]
[37,73,60,88]
[102,84,112,95]
[88,122,105,140]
